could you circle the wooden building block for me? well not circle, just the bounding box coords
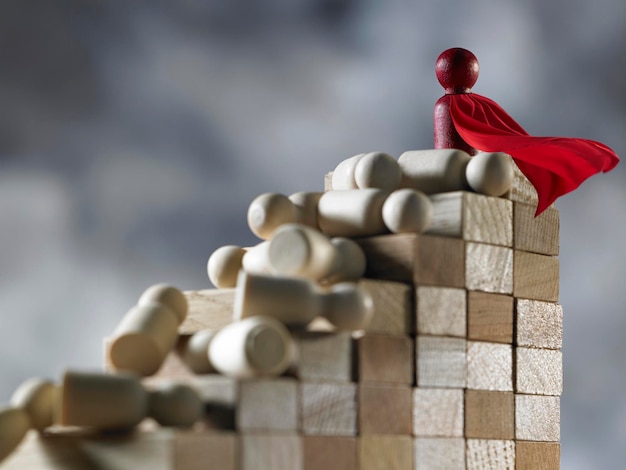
[464,390,514,439]
[303,436,357,470]
[174,431,237,470]
[416,287,466,337]
[416,336,466,388]
[466,439,515,470]
[427,191,513,246]
[467,291,513,343]
[505,162,537,206]
[516,299,563,350]
[358,279,412,335]
[412,388,464,437]
[356,334,413,385]
[237,378,298,431]
[324,171,333,191]
[358,385,412,435]
[465,243,513,294]
[357,234,465,288]
[515,395,560,441]
[513,251,559,301]
[241,434,302,470]
[515,441,560,470]
[295,332,354,382]
[359,435,413,470]
[300,383,357,435]
[514,202,559,256]
[180,289,234,335]
[515,348,562,396]
[414,438,465,470]
[467,341,513,391]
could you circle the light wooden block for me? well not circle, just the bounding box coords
[295,332,354,382]
[358,385,412,435]
[303,436,357,470]
[416,287,466,337]
[515,395,560,441]
[513,251,559,301]
[412,388,464,437]
[467,291,513,343]
[516,348,562,396]
[515,441,560,470]
[465,243,513,294]
[505,162,537,205]
[466,439,515,470]
[414,438,465,470]
[416,336,466,388]
[359,435,413,470]
[180,289,235,335]
[237,378,298,431]
[428,191,513,246]
[241,434,302,470]
[359,279,412,335]
[356,334,413,385]
[516,299,563,350]
[464,390,514,439]
[324,171,333,191]
[140,335,194,382]
[357,234,465,288]
[467,341,513,391]
[2,429,236,470]
[300,382,357,435]
[514,202,559,256]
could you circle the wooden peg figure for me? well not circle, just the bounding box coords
[434,47,479,155]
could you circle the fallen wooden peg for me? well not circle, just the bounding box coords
[332,152,402,192]
[207,245,247,288]
[466,151,515,196]
[381,188,433,234]
[10,378,58,431]
[0,407,31,465]
[398,148,471,194]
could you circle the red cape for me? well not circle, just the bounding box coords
[449,93,619,215]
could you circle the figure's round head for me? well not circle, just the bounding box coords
[436,48,479,94]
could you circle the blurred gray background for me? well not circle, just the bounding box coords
[0,0,624,467]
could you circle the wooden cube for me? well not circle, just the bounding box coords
[427,191,513,247]
[359,435,413,470]
[295,332,354,382]
[416,286,466,337]
[516,348,562,396]
[516,299,563,350]
[237,378,298,431]
[467,291,514,343]
[505,162,537,205]
[303,436,357,470]
[513,251,559,302]
[180,289,235,335]
[465,243,513,294]
[357,234,465,288]
[359,279,413,335]
[241,434,302,470]
[416,336,466,388]
[514,202,559,256]
[515,441,560,470]
[467,341,513,391]
[412,388,464,437]
[300,382,357,435]
[414,438,465,470]
[464,390,514,440]
[358,384,412,435]
[356,334,413,385]
[465,439,515,470]
[515,395,560,441]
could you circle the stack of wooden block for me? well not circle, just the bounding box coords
[3,167,563,470]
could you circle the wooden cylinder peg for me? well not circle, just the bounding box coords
[108,302,180,376]
[268,223,338,281]
[465,152,515,196]
[0,407,31,464]
[59,370,147,430]
[207,245,246,288]
[332,152,401,192]
[247,193,299,240]
[318,188,388,237]
[241,241,273,275]
[321,283,374,331]
[146,383,204,427]
[182,329,218,374]
[10,378,57,431]
[382,188,433,234]
[325,237,367,284]
[398,148,471,194]
[208,316,294,379]
[288,192,323,228]
[234,271,320,327]
[138,284,188,324]
[331,153,365,189]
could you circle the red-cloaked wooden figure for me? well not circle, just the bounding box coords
[433,47,619,215]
